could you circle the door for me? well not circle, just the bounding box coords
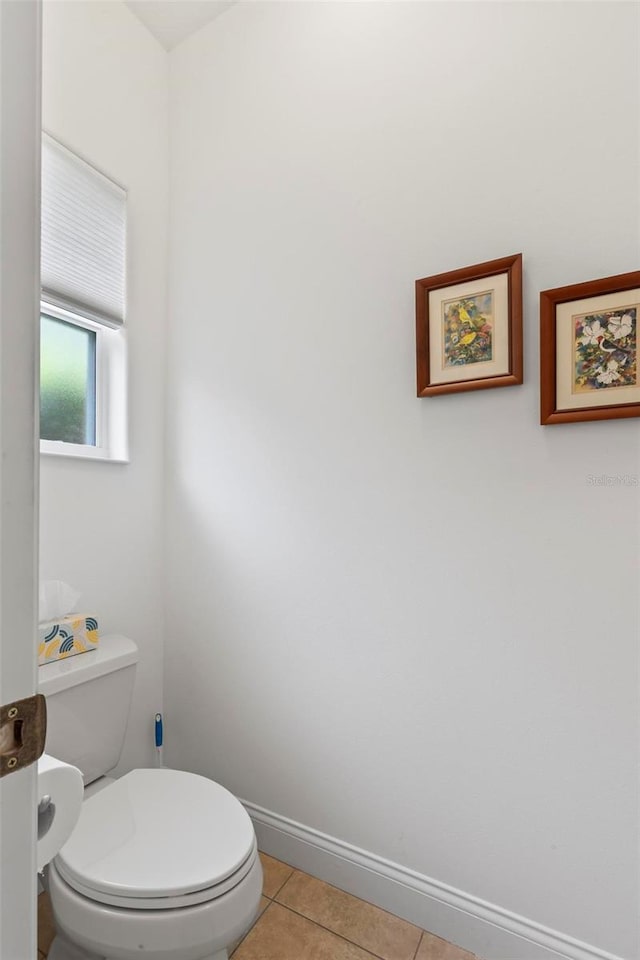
[0,1,41,958]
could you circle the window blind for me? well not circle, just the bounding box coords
[41,135,126,328]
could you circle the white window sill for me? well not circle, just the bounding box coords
[40,440,129,464]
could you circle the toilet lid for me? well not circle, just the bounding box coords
[55,768,256,903]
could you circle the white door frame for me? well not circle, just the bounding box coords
[0,1,41,958]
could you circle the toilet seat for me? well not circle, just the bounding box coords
[54,768,256,910]
[56,841,259,910]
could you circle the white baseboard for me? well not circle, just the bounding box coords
[242,800,625,960]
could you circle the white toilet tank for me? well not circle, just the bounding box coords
[38,635,139,786]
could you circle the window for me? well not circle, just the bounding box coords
[40,313,96,446]
[40,135,128,461]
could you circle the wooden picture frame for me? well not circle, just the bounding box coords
[540,270,640,425]
[416,253,523,397]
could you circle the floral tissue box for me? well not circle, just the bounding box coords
[38,615,99,665]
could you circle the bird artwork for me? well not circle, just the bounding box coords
[574,308,637,391]
[443,292,494,367]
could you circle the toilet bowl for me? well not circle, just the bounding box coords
[46,768,263,960]
[39,637,262,960]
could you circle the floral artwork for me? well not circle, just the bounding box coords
[416,254,522,397]
[540,271,640,425]
[442,291,494,367]
[573,306,637,392]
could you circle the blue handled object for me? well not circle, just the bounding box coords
[155,713,163,748]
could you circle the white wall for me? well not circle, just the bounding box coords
[41,0,168,773]
[166,3,639,958]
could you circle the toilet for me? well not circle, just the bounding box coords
[39,635,262,960]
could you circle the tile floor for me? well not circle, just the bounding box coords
[38,852,478,960]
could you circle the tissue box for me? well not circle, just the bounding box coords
[38,615,99,665]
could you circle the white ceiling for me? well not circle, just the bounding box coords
[125,0,236,51]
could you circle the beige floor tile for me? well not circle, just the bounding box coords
[276,870,422,960]
[233,902,379,960]
[38,892,56,957]
[260,851,294,898]
[416,931,477,960]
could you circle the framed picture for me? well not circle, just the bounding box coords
[540,270,640,425]
[415,253,523,397]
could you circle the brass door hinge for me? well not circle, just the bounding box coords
[0,694,46,778]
